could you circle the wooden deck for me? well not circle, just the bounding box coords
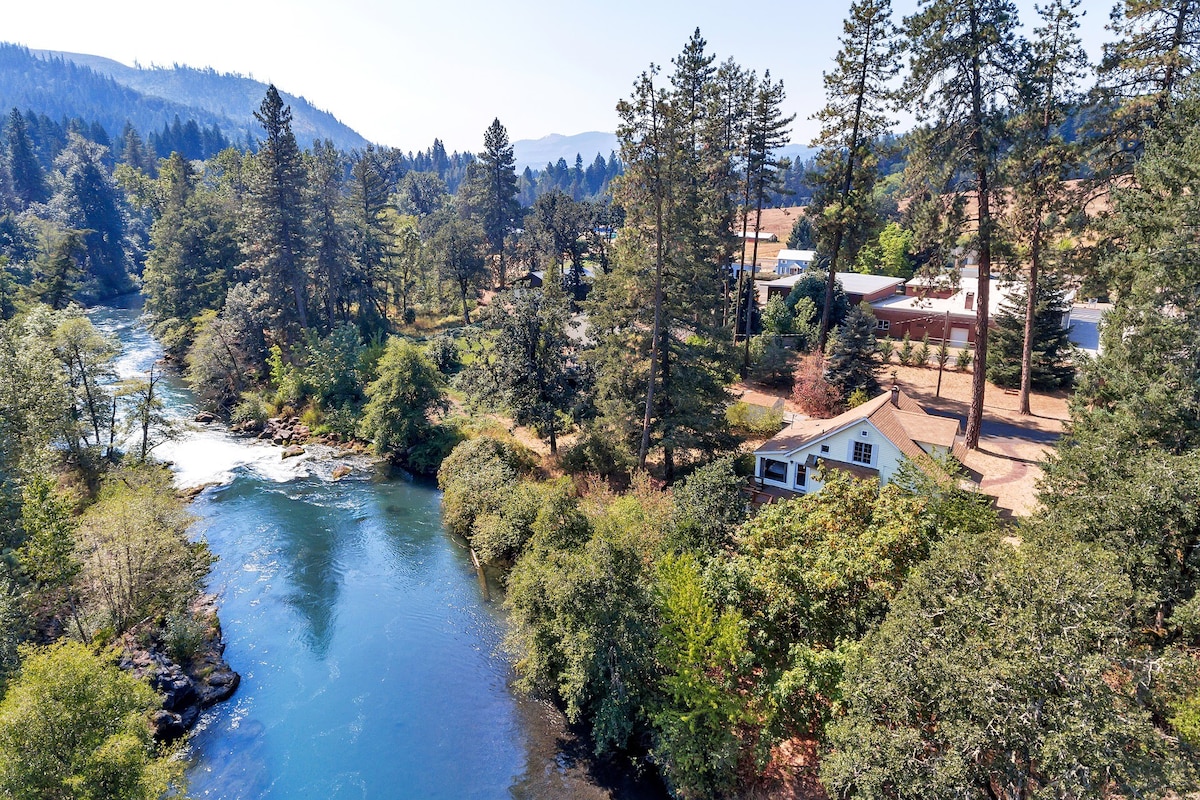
[743,478,802,508]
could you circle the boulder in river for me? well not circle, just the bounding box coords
[195,411,216,423]
[331,464,352,480]
[282,445,305,459]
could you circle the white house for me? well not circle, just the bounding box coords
[752,387,962,497]
[774,249,818,275]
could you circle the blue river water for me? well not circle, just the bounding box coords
[90,298,664,800]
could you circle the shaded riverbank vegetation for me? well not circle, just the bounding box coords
[2,0,1200,795]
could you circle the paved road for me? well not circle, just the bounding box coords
[925,408,1062,444]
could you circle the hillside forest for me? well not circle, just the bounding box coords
[2,0,1200,797]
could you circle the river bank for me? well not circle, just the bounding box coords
[91,298,667,799]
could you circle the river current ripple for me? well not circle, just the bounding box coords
[89,297,664,800]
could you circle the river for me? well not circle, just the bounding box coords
[89,297,664,800]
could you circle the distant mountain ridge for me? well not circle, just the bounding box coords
[0,44,369,152]
[32,48,369,151]
[511,130,817,173]
[512,131,619,171]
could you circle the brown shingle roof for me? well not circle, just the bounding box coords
[756,388,960,465]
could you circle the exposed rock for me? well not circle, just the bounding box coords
[195,411,216,423]
[178,482,220,501]
[282,445,305,459]
[122,595,241,742]
[331,464,352,480]
[151,709,187,741]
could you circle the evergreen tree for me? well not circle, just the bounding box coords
[1097,0,1200,164]
[5,108,46,207]
[809,0,900,352]
[142,153,238,351]
[902,0,1023,448]
[1004,0,1087,413]
[589,31,736,480]
[987,273,1076,392]
[1059,90,1200,455]
[488,289,576,454]
[474,118,520,288]
[50,134,130,298]
[345,144,391,328]
[243,85,310,339]
[825,303,880,399]
[738,72,795,372]
[32,230,86,310]
[787,214,816,250]
[307,140,351,330]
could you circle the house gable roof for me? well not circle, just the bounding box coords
[755,389,960,469]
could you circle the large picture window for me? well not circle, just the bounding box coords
[852,441,873,465]
[761,458,788,483]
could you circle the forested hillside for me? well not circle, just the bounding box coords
[2,0,1200,797]
[35,49,369,151]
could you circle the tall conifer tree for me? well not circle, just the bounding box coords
[739,72,794,372]
[1005,0,1087,414]
[1097,0,1200,163]
[6,108,46,207]
[475,118,520,289]
[902,0,1022,448]
[810,0,900,353]
[590,31,736,479]
[243,85,309,339]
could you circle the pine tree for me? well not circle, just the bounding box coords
[902,0,1023,448]
[1005,0,1087,413]
[475,119,520,289]
[6,108,46,207]
[825,303,880,399]
[810,0,900,352]
[243,85,310,339]
[1063,90,1200,454]
[739,72,794,372]
[50,134,130,298]
[345,144,391,328]
[986,273,1075,390]
[1097,0,1200,164]
[308,140,352,330]
[589,31,737,480]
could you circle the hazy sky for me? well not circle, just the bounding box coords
[7,0,1112,153]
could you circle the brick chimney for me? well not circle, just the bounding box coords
[965,291,975,311]
[891,384,900,407]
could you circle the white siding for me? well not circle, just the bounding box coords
[756,420,909,494]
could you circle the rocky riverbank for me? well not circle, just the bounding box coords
[197,412,371,470]
[119,595,240,741]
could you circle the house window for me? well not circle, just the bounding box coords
[852,441,873,465]
[876,318,890,331]
[794,465,807,489]
[820,444,830,454]
[761,458,788,483]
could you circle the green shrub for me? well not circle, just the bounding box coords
[877,338,895,363]
[916,334,932,367]
[232,392,271,429]
[726,401,785,434]
[164,611,207,664]
[897,332,915,366]
[955,348,973,371]
[846,387,870,408]
[560,428,634,481]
